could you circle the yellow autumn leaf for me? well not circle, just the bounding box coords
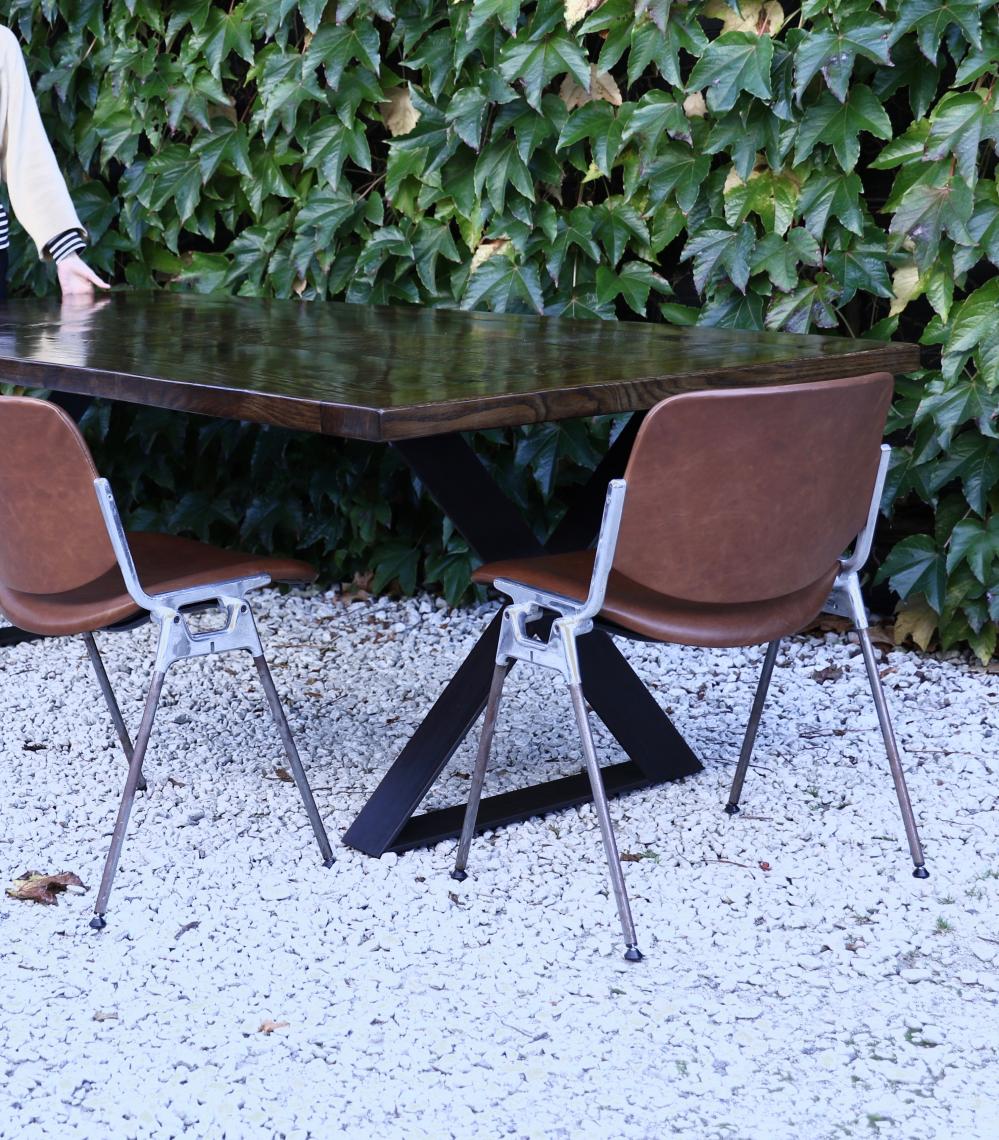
[565,0,604,25]
[888,264,922,317]
[704,0,784,34]
[380,87,421,137]
[893,596,938,651]
[470,238,511,275]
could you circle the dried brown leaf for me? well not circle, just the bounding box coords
[801,614,853,635]
[380,86,421,138]
[273,767,294,783]
[258,1020,290,1035]
[93,1010,119,1023]
[811,665,844,684]
[703,0,784,33]
[619,852,643,862]
[6,871,86,905]
[867,623,895,649]
[559,65,621,110]
[683,91,707,118]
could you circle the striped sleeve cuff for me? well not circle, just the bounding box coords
[0,204,8,252]
[43,228,87,262]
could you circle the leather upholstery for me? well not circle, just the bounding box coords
[615,372,892,604]
[0,397,118,593]
[0,531,317,636]
[475,373,893,650]
[474,551,839,648]
[0,397,316,636]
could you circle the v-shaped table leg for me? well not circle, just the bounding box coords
[342,424,702,857]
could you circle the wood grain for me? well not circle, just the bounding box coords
[0,293,920,440]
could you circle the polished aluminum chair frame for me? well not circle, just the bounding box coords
[451,445,927,962]
[86,478,334,929]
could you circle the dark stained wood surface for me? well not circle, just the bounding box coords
[0,292,920,440]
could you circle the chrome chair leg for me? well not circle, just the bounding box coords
[83,632,147,793]
[253,654,335,868]
[91,667,166,928]
[855,625,928,878]
[452,661,509,881]
[568,681,642,962]
[725,638,780,815]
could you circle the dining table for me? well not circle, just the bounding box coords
[0,291,920,855]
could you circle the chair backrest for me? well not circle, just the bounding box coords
[614,372,894,604]
[0,396,118,595]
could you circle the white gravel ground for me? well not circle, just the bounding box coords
[1,588,998,1140]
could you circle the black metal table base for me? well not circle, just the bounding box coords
[342,423,703,857]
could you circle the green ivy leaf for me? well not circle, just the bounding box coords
[687,32,774,114]
[499,31,590,111]
[947,517,999,582]
[798,169,865,237]
[764,273,840,333]
[894,0,985,63]
[878,534,947,612]
[305,20,381,91]
[793,20,893,103]
[795,85,892,172]
[461,256,545,313]
[645,142,712,214]
[925,90,999,185]
[596,259,670,315]
[468,0,523,38]
[681,220,756,294]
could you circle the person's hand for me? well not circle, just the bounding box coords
[56,253,110,297]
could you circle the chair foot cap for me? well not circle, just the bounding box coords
[450,869,468,882]
[724,803,740,816]
[624,946,643,963]
[89,915,107,931]
[912,866,929,880]
[322,856,336,869]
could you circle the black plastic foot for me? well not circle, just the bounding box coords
[912,865,929,879]
[624,946,643,962]
[450,869,468,882]
[323,856,336,869]
[724,803,740,815]
[89,915,107,930]
[137,778,148,793]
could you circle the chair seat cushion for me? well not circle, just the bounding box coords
[0,532,317,637]
[473,551,840,649]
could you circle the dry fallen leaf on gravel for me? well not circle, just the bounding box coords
[93,1011,119,1023]
[273,767,294,783]
[258,1020,289,1035]
[6,871,86,905]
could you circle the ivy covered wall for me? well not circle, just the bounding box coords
[6,0,998,659]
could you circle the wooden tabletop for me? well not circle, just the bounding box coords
[0,292,920,441]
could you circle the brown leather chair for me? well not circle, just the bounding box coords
[0,396,334,928]
[451,372,928,961]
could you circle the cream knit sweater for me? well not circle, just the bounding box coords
[0,25,85,258]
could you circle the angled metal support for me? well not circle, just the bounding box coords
[88,477,334,928]
[451,481,644,961]
[724,638,780,815]
[82,632,147,794]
